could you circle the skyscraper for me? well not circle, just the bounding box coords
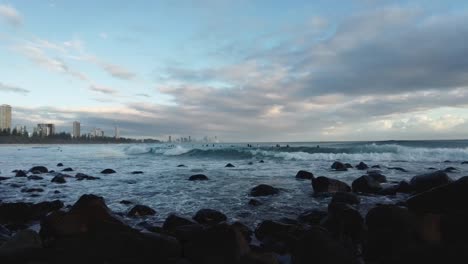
[37,124,55,137]
[73,121,80,138]
[0,104,12,131]
[114,126,120,139]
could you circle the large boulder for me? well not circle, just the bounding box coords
[254,220,302,254]
[367,171,387,183]
[28,166,48,174]
[331,161,348,171]
[352,175,382,194]
[61,167,74,172]
[0,200,63,225]
[250,184,279,197]
[188,174,208,181]
[356,162,369,170]
[409,170,451,193]
[127,205,156,217]
[0,229,42,254]
[163,214,196,231]
[100,169,116,174]
[15,170,27,177]
[297,209,328,225]
[312,176,351,194]
[75,173,100,180]
[322,202,365,243]
[193,209,227,225]
[51,175,66,184]
[295,170,314,180]
[331,192,360,205]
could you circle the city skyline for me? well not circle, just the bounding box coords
[2,1,468,141]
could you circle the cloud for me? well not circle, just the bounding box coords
[135,93,150,97]
[90,85,118,95]
[100,62,136,80]
[0,4,22,27]
[0,82,30,95]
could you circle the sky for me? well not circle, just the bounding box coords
[1,0,468,142]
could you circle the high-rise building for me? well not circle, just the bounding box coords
[0,104,12,131]
[114,126,120,139]
[15,125,27,135]
[168,136,172,143]
[37,124,55,137]
[73,121,80,138]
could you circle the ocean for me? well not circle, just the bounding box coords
[1,140,467,227]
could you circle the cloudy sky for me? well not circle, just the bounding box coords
[1,0,468,142]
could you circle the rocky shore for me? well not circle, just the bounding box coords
[1,162,468,264]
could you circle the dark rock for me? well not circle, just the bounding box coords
[344,163,353,168]
[352,175,382,194]
[53,190,60,194]
[0,176,10,181]
[188,174,208,181]
[295,170,314,180]
[28,166,48,174]
[15,170,27,177]
[9,183,22,188]
[163,214,196,231]
[131,171,144,174]
[247,162,253,165]
[371,165,381,168]
[51,175,66,184]
[61,167,73,172]
[11,170,19,173]
[462,161,468,164]
[312,176,351,193]
[379,180,412,195]
[388,167,408,172]
[331,191,360,205]
[323,202,365,242]
[0,200,63,225]
[250,184,279,197]
[193,209,227,225]
[75,173,99,180]
[119,200,132,205]
[443,167,457,173]
[0,229,42,252]
[27,175,43,180]
[297,209,328,225]
[225,163,235,167]
[177,164,186,167]
[248,199,262,206]
[444,160,451,163]
[367,171,387,183]
[331,161,348,171]
[56,163,63,167]
[254,220,296,246]
[21,188,44,193]
[427,167,437,170]
[291,226,355,264]
[356,162,369,170]
[127,205,156,217]
[259,160,265,163]
[100,168,116,174]
[409,170,451,193]
[231,222,253,243]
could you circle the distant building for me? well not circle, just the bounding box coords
[168,136,172,143]
[0,104,12,131]
[37,123,55,137]
[114,126,120,139]
[90,128,104,138]
[15,125,27,135]
[73,121,80,138]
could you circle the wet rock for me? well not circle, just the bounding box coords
[56,163,63,167]
[21,188,44,193]
[345,163,353,168]
[443,160,451,163]
[331,191,360,205]
[462,161,468,164]
[0,200,63,225]
[100,168,116,174]
[75,173,100,181]
[427,167,437,170]
[61,167,73,172]
[254,220,299,253]
[127,205,156,217]
[225,163,235,167]
[177,164,186,167]
[323,202,365,242]
[259,160,265,163]
[371,165,381,168]
[379,180,412,195]
[163,214,196,231]
[248,199,262,206]
[131,171,144,174]
[247,162,253,165]
[365,205,417,262]
[231,222,253,243]
[443,167,457,173]
[0,225,11,243]
[352,175,382,194]
[388,167,408,172]
[0,176,10,181]
[331,161,348,171]
[51,175,66,184]
[312,176,351,194]
[119,200,132,205]
[297,209,328,225]
[367,171,387,183]
[28,166,48,174]
[188,174,208,181]
[250,184,279,197]
[53,190,60,194]
[356,162,369,170]
[291,226,355,264]
[0,229,42,252]
[27,175,43,180]
[409,170,451,193]
[15,170,27,177]
[193,209,227,225]
[295,170,314,180]
[9,183,22,188]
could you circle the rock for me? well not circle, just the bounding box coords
[331,192,360,205]
[254,220,299,253]
[163,214,196,231]
[225,163,235,167]
[247,162,253,165]
[188,174,208,181]
[53,190,60,194]
[462,161,468,164]
[379,180,412,195]
[443,167,457,173]
[367,171,387,183]
[231,222,253,243]
[0,176,10,181]
[250,184,279,197]
[0,229,42,252]
[119,200,132,205]
[61,167,73,172]
[0,200,63,225]
[28,166,48,174]
[388,167,408,172]
[51,175,66,184]
[177,164,186,167]
[356,162,369,170]
[409,170,451,193]
[323,202,365,242]
[259,160,265,163]
[291,226,355,264]
[75,173,99,180]
[131,171,144,174]
[248,199,262,206]
[193,209,227,225]
[27,175,43,180]
[21,188,44,193]
[9,183,22,188]
[371,165,381,168]
[312,176,351,193]
[295,170,314,180]
[297,209,328,225]
[365,205,417,262]
[352,175,382,194]
[15,170,27,177]
[127,205,156,217]
[444,160,451,163]
[344,163,353,168]
[56,163,63,167]
[427,167,437,170]
[100,168,116,174]
[331,161,348,171]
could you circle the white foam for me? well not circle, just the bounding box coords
[163,145,192,156]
